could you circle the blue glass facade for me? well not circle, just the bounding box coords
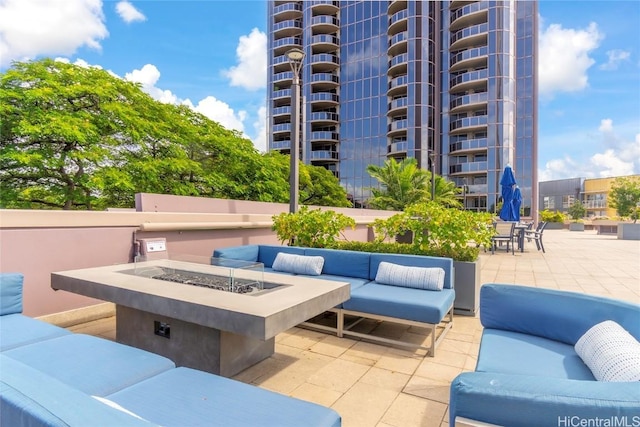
[267,0,537,213]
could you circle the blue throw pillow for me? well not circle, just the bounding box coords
[375,262,444,291]
[272,253,325,276]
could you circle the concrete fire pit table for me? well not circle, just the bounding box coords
[51,258,349,377]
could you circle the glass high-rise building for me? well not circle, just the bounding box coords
[267,0,537,215]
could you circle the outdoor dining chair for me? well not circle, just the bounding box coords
[525,221,548,253]
[491,221,516,255]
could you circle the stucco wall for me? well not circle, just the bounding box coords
[1,194,391,317]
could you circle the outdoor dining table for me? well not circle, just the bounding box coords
[514,223,530,252]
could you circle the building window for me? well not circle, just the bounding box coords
[562,195,575,209]
[543,196,554,210]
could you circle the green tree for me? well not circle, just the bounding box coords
[567,199,586,221]
[366,158,430,210]
[300,164,351,207]
[433,175,462,208]
[608,176,640,221]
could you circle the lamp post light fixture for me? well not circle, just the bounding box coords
[286,47,305,213]
[429,150,436,201]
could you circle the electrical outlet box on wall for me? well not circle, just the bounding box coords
[137,238,168,260]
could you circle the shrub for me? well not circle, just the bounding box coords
[272,206,355,247]
[540,209,565,223]
[567,200,586,221]
[365,202,494,262]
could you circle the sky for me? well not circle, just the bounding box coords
[0,0,638,182]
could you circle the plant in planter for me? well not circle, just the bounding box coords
[567,200,586,231]
[539,209,566,229]
[609,176,640,240]
[272,206,355,247]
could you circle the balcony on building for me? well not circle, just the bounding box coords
[272,88,292,107]
[311,34,339,53]
[272,105,292,120]
[449,1,488,32]
[310,149,339,162]
[311,15,339,34]
[310,72,339,91]
[387,96,408,117]
[310,131,339,144]
[388,0,408,16]
[310,53,339,72]
[309,111,339,125]
[387,53,408,76]
[449,92,488,114]
[272,122,292,135]
[273,19,302,37]
[388,9,408,35]
[271,139,292,151]
[387,140,408,157]
[273,71,294,86]
[309,92,339,108]
[273,54,295,73]
[387,74,408,97]
[388,31,408,57]
[449,68,488,93]
[449,138,488,155]
[450,0,476,10]
[449,160,488,175]
[273,37,302,56]
[309,0,339,15]
[449,115,488,134]
[273,2,302,21]
[449,22,488,51]
[449,46,488,73]
[387,118,408,137]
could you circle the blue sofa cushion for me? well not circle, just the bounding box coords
[272,253,324,275]
[4,334,175,396]
[344,283,455,324]
[375,262,445,291]
[304,248,371,279]
[258,245,306,268]
[450,371,640,427]
[0,273,24,315]
[476,329,595,380]
[574,320,640,382]
[0,314,70,351]
[106,367,341,427]
[480,284,640,345]
[0,355,155,427]
[369,254,454,289]
[213,245,260,262]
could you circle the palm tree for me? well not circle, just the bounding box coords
[433,175,462,208]
[367,158,462,210]
[366,158,430,210]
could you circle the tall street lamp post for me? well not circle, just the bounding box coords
[286,48,305,213]
[429,150,436,201]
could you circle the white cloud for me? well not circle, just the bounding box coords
[538,22,603,97]
[116,1,146,24]
[125,64,178,104]
[598,118,613,133]
[539,120,640,180]
[222,28,267,91]
[252,106,267,152]
[0,0,107,68]
[599,49,631,71]
[183,97,247,135]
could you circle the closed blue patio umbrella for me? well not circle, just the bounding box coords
[512,186,522,222]
[499,165,518,221]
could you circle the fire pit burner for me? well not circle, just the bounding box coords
[152,268,258,294]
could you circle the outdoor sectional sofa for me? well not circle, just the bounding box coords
[450,284,640,426]
[212,244,455,356]
[0,273,341,427]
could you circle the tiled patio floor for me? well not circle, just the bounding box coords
[68,229,640,427]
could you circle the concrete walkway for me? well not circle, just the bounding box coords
[69,229,640,427]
